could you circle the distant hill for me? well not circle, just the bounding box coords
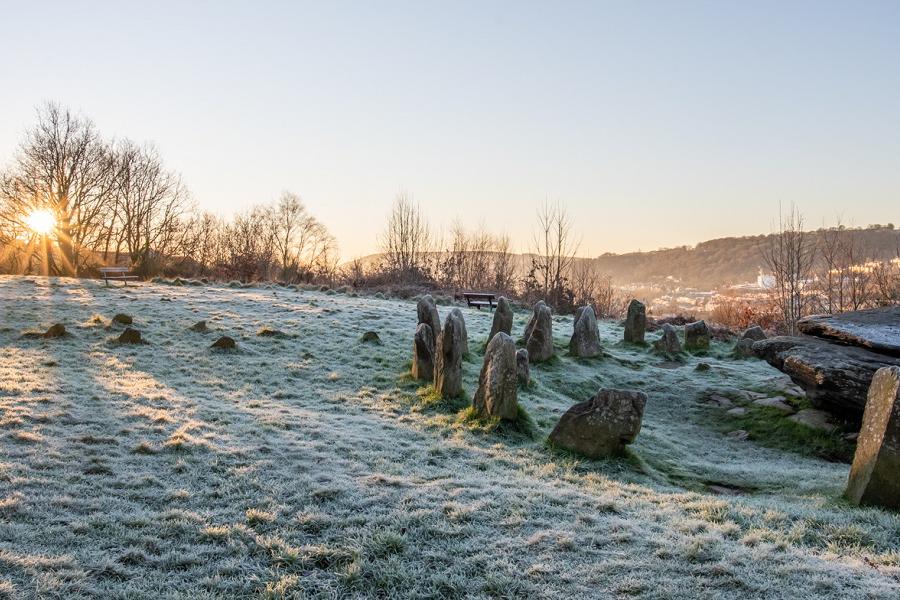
[351,225,900,290]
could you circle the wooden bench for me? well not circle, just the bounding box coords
[99,266,138,287]
[462,291,497,310]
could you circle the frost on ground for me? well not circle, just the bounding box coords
[0,275,898,599]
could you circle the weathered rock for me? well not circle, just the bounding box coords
[569,305,602,358]
[412,323,435,381]
[472,332,518,420]
[118,327,143,344]
[733,338,756,359]
[799,307,900,357]
[360,331,381,344]
[753,335,900,418]
[623,299,646,344]
[210,335,236,349]
[752,396,794,414]
[742,326,767,341]
[450,308,469,356]
[653,324,682,355]
[845,366,900,509]
[44,323,69,338]
[516,349,530,386]
[695,362,711,372]
[258,327,289,338]
[727,430,750,441]
[112,313,133,325]
[416,295,441,339]
[684,320,710,351]
[727,407,747,416]
[526,303,554,363]
[523,301,546,343]
[789,409,835,432]
[189,320,208,332]
[434,310,465,398]
[549,389,647,458]
[488,296,513,343]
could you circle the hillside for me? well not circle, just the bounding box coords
[353,226,900,289]
[1,276,897,597]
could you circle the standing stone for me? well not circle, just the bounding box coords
[523,301,546,343]
[416,295,441,339]
[118,327,143,344]
[412,323,435,381]
[623,300,646,344]
[684,320,711,351]
[516,349,530,386]
[845,366,900,509]
[488,296,514,343]
[653,324,682,355]
[570,305,602,358]
[526,303,554,363]
[472,332,518,420]
[549,389,647,458]
[434,311,465,398]
[451,308,469,356]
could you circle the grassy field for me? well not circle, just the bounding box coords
[0,275,898,599]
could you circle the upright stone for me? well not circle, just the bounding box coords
[412,323,435,381]
[472,332,518,420]
[742,326,767,341]
[523,300,546,343]
[526,303,554,363]
[516,349,530,386]
[549,389,647,458]
[734,326,766,359]
[569,305,602,358]
[488,296,514,343]
[845,366,900,509]
[623,300,646,344]
[653,323,682,355]
[416,295,441,338]
[434,311,465,398]
[684,320,710,351]
[450,308,469,356]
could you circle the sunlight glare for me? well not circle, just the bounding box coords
[24,209,56,235]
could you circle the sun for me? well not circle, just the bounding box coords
[24,209,56,235]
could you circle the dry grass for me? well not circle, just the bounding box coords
[0,274,897,598]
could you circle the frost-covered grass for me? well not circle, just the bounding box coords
[0,275,898,599]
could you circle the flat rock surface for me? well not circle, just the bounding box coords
[798,307,900,357]
[754,335,900,418]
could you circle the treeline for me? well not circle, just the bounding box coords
[349,194,624,317]
[0,103,337,282]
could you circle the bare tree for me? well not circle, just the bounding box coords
[0,103,116,275]
[530,199,579,310]
[380,191,432,282]
[760,205,816,334]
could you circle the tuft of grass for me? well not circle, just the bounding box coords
[415,385,469,413]
[455,404,536,438]
[716,406,854,462]
[246,508,277,526]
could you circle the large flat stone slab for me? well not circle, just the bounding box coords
[798,307,900,357]
[753,335,900,419]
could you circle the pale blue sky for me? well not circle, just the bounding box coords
[1,0,898,259]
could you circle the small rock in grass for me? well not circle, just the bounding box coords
[549,389,647,458]
[43,323,69,338]
[112,313,133,325]
[118,327,143,344]
[695,362,711,372]
[258,328,288,338]
[727,430,750,441]
[752,396,794,414]
[211,336,236,350]
[788,408,835,432]
[708,394,733,408]
[360,331,381,344]
[189,320,208,332]
[726,407,747,416]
